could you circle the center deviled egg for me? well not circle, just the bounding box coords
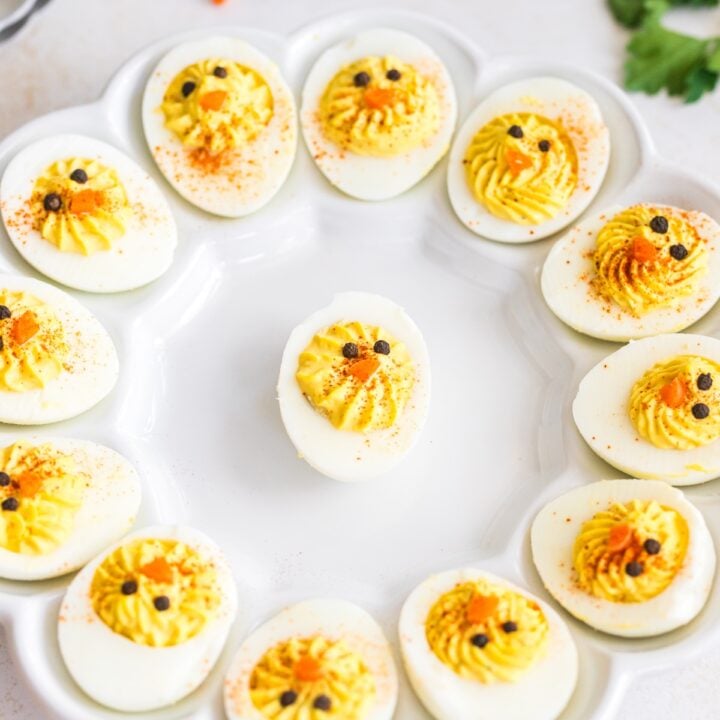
[0,274,118,424]
[574,333,720,484]
[399,568,578,720]
[301,28,457,200]
[542,203,720,341]
[143,36,297,217]
[0,134,177,293]
[0,437,140,580]
[531,479,715,636]
[448,77,610,242]
[277,292,430,482]
[58,524,237,712]
[224,598,397,720]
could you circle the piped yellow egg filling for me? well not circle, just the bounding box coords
[295,321,415,433]
[425,580,549,684]
[31,157,130,255]
[573,499,688,603]
[464,112,577,225]
[161,58,274,156]
[319,55,441,157]
[629,355,720,450]
[250,636,376,719]
[0,441,84,555]
[90,538,222,647]
[593,205,707,317]
[0,290,67,393]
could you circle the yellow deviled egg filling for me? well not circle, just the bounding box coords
[629,355,720,450]
[90,538,222,647]
[162,59,274,156]
[250,635,376,719]
[319,56,441,157]
[464,112,577,225]
[0,441,84,555]
[0,290,68,393]
[295,321,415,433]
[594,206,707,317]
[425,580,549,684]
[573,499,688,603]
[31,157,130,255]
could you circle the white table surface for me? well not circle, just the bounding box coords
[1,1,720,718]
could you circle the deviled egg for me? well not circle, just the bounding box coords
[399,568,577,720]
[574,333,720,485]
[542,203,720,341]
[224,598,397,720]
[58,524,237,712]
[277,292,430,482]
[0,274,118,424]
[0,437,140,580]
[448,77,610,242]
[143,35,297,216]
[0,134,177,293]
[301,28,457,200]
[531,479,715,637]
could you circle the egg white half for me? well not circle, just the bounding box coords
[277,292,431,482]
[531,479,715,637]
[0,436,141,580]
[573,333,720,485]
[224,598,397,720]
[58,524,238,712]
[0,274,118,425]
[399,568,578,720]
[301,28,457,200]
[542,204,720,341]
[0,134,177,293]
[448,77,610,243]
[142,35,297,217]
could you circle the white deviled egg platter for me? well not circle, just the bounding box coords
[0,8,719,720]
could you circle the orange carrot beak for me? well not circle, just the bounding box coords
[347,356,380,382]
[660,375,687,408]
[363,87,397,110]
[505,148,532,176]
[199,90,227,111]
[631,236,658,263]
[466,594,499,625]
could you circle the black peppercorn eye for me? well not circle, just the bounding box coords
[213,66,228,78]
[470,633,489,648]
[43,193,62,212]
[538,140,551,152]
[507,125,524,139]
[313,695,332,711]
[1,497,19,512]
[692,403,710,419]
[0,306,11,320]
[181,81,196,97]
[121,580,138,595]
[0,472,9,487]
[353,71,371,87]
[373,340,390,355]
[643,538,661,555]
[279,690,298,707]
[153,595,171,611]
[386,68,401,81]
[501,621,518,633]
[698,373,713,391]
[342,342,359,359]
[669,244,688,260]
[70,168,88,184]
[625,560,643,577]
[649,215,669,234]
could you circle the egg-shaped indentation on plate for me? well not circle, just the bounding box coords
[0,134,177,293]
[224,598,397,720]
[531,479,715,637]
[542,203,720,341]
[300,28,458,201]
[142,35,297,217]
[399,568,578,720]
[0,274,118,425]
[573,333,720,485]
[0,436,141,580]
[58,524,238,712]
[448,77,610,242]
[277,292,430,482]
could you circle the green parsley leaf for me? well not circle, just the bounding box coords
[609,0,719,27]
